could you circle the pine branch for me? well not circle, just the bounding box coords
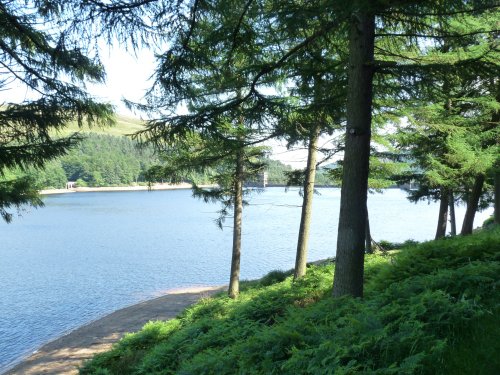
[375,29,500,39]
[228,0,254,66]
[84,0,159,13]
[380,4,500,17]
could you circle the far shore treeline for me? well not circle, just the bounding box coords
[8,132,333,189]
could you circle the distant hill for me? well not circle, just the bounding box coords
[36,115,335,188]
[56,114,146,137]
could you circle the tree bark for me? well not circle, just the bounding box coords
[365,206,372,254]
[448,191,456,236]
[294,126,319,280]
[228,148,244,299]
[461,174,485,235]
[333,7,375,298]
[495,169,500,225]
[435,188,449,240]
[493,89,500,225]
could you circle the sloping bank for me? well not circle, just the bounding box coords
[81,228,500,374]
[4,287,224,375]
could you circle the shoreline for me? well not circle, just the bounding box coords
[3,261,336,374]
[3,285,225,375]
[40,182,197,195]
[39,184,347,196]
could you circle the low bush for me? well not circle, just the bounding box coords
[377,239,419,250]
[258,269,293,287]
[482,215,496,229]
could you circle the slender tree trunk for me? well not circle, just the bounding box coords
[228,148,244,299]
[493,89,500,225]
[333,7,375,298]
[294,126,319,280]
[448,191,456,236]
[461,174,485,235]
[495,169,500,225]
[435,188,449,240]
[365,206,372,254]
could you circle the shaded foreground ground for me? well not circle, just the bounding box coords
[5,286,223,375]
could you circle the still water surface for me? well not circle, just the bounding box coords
[0,187,493,372]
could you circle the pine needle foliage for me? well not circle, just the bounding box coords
[106,0,499,296]
[0,0,115,222]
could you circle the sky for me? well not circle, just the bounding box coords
[88,45,156,116]
[0,44,155,117]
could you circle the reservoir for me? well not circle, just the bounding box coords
[0,187,493,372]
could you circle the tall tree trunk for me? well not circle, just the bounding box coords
[493,88,500,225]
[365,206,372,254]
[228,148,244,299]
[495,169,500,225]
[294,126,319,280]
[333,7,375,298]
[461,174,485,235]
[449,191,456,236]
[435,188,449,240]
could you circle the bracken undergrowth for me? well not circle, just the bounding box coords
[80,228,500,375]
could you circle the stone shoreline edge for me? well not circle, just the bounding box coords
[4,285,225,375]
[39,184,337,195]
[39,182,196,195]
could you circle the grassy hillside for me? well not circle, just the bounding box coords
[57,114,145,137]
[81,228,500,374]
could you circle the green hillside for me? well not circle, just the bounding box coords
[81,228,500,374]
[31,115,317,189]
[57,114,146,137]
[26,115,153,188]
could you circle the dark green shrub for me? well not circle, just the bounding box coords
[482,215,496,229]
[378,239,419,250]
[259,269,292,286]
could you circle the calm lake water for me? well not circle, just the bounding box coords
[0,187,493,372]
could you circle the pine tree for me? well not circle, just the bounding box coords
[146,128,268,298]
[280,70,345,279]
[393,13,499,238]
[136,0,275,298]
[335,0,498,296]
[123,0,498,297]
[0,1,114,222]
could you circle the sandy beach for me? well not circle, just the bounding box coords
[4,286,224,375]
[40,182,195,195]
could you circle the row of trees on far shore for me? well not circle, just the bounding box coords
[7,133,323,190]
[1,1,498,299]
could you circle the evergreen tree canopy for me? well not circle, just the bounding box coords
[391,15,499,237]
[128,0,498,297]
[0,0,114,222]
